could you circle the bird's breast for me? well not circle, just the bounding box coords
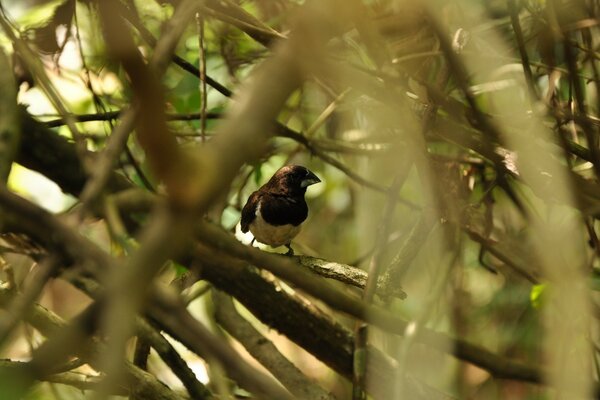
[249,202,302,247]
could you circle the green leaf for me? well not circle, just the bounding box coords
[590,273,600,291]
[530,283,547,309]
[173,262,188,278]
[253,164,263,185]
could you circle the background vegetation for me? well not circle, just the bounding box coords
[0,0,597,398]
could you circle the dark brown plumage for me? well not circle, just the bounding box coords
[241,165,321,255]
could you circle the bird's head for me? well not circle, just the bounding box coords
[267,165,321,195]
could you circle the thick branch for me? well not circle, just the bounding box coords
[195,247,453,399]
[195,223,546,386]
[18,109,129,196]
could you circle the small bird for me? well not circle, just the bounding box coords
[241,165,321,255]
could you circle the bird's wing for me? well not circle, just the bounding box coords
[259,193,308,226]
[240,191,261,233]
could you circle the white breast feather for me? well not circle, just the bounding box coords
[249,201,301,247]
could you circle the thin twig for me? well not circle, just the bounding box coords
[197,12,208,143]
[121,1,232,98]
[353,171,407,399]
[508,0,537,105]
[148,288,294,399]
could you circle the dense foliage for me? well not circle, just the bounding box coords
[0,0,598,399]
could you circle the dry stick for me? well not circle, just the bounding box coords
[44,110,222,127]
[197,12,208,143]
[197,221,417,331]
[380,211,437,298]
[213,290,336,400]
[507,0,537,105]
[136,318,212,400]
[44,107,389,152]
[197,250,367,390]
[305,88,351,138]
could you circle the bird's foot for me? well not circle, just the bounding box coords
[284,244,294,256]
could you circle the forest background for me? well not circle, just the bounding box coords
[0,0,597,399]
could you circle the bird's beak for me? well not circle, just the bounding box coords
[300,171,321,188]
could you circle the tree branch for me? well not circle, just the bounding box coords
[294,255,406,299]
[213,290,335,400]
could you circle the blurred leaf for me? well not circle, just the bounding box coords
[530,283,547,309]
[173,262,188,277]
[16,0,65,28]
[253,164,263,185]
[590,273,600,291]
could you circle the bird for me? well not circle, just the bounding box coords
[240,165,321,255]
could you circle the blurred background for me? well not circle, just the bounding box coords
[0,0,598,399]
